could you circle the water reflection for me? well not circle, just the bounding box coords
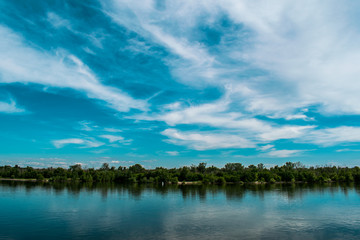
[1,181,358,201]
[0,181,360,240]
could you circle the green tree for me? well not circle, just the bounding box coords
[224,163,244,173]
[197,163,207,174]
[101,163,110,171]
[129,164,145,174]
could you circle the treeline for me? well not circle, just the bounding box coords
[0,162,360,184]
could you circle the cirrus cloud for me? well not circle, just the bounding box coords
[0,25,147,112]
[52,138,104,149]
[0,98,25,114]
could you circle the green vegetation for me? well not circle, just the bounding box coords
[0,162,360,184]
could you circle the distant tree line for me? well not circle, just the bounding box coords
[0,162,359,184]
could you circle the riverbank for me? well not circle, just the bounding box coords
[0,178,48,182]
[0,178,336,185]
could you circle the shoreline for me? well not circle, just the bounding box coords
[0,178,335,185]
[0,178,42,182]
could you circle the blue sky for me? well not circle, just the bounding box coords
[1,0,360,168]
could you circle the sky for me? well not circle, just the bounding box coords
[1,0,360,168]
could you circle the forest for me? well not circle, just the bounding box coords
[0,162,359,184]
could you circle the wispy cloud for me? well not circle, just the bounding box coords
[165,151,179,156]
[0,25,147,112]
[0,98,25,114]
[302,126,360,146]
[221,0,360,115]
[105,0,360,116]
[258,126,315,142]
[134,99,269,131]
[161,128,255,150]
[134,99,316,148]
[103,0,220,86]
[99,134,132,144]
[109,1,360,151]
[335,148,360,153]
[111,160,134,164]
[47,12,71,29]
[266,149,304,158]
[259,145,274,151]
[78,121,97,131]
[104,128,123,133]
[52,138,104,148]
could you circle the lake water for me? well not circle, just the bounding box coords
[0,182,359,239]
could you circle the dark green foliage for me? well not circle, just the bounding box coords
[36,174,44,181]
[216,177,226,185]
[129,164,145,174]
[0,161,360,184]
[224,163,244,173]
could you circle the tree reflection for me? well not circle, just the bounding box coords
[0,181,359,201]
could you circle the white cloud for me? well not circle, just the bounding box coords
[335,148,360,153]
[0,25,147,112]
[161,128,255,150]
[104,128,123,133]
[52,138,104,148]
[47,12,71,29]
[143,23,214,66]
[259,126,315,141]
[99,134,126,143]
[133,101,271,135]
[148,101,270,131]
[78,121,97,131]
[53,138,84,148]
[302,126,360,146]
[0,98,25,114]
[133,98,268,132]
[259,144,274,151]
[105,1,360,117]
[284,114,314,121]
[165,151,179,156]
[103,0,221,86]
[105,160,134,165]
[134,99,317,148]
[221,0,360,115]
[267,149,304,158]
[111,160,133,164]
[104,0,343,151]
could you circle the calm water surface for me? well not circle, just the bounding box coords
[0,182,359,239]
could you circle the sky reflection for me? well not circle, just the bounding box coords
[0,182,359,239]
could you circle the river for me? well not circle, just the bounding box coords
[0,182,359,239]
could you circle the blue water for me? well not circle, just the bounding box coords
[0,182,359,239]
